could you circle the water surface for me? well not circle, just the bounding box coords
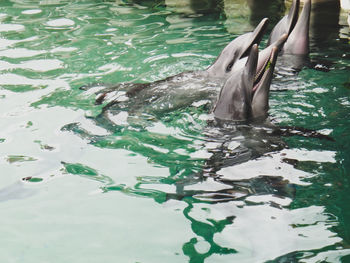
[0,0,349,262]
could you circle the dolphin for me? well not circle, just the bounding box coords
[84,32,287,125]
[267,0,300,47]
[284,0,311,55]
[206,17,269,79]
[80,18,271,116]
[267,0,311,55]
[213,43,280,121]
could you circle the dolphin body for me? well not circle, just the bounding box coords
[81,18,271,116]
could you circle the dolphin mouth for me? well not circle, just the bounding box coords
[252,34,287,93]
[252,47,278,93]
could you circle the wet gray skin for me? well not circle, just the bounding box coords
[213,37,283,122]
[267,0,311,55]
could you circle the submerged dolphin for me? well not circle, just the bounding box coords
[79,18,272,119]
[267,0,311,55]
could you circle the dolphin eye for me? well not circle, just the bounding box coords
[226,60,234,72]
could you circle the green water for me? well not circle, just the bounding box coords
[0,0,349,262]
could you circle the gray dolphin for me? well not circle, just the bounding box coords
[267,0,300,46]
[87,33,287,123]
[82,18,271,114]
[267,0,311,55]
[207,18,269,79]
[212,42,280,121]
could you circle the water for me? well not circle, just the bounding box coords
[0,0,349,262]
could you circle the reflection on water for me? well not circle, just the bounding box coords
[0,0,349,262]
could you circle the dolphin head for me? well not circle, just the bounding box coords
[267,0,300,46]
[207,18,269,79]
[283,0,311,55]
[268,0,311,55]
[212,37,282,122]
[212,45,258,121]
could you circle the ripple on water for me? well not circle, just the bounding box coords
[207,204,341,262]
[0,36,38,49]
[0,59,63,72]
[21,9,42,15]
[0,24,25,32]
[216,147,337,185]
[46,18,75,27]
[0,48,46,58]
[0,1,349,262]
